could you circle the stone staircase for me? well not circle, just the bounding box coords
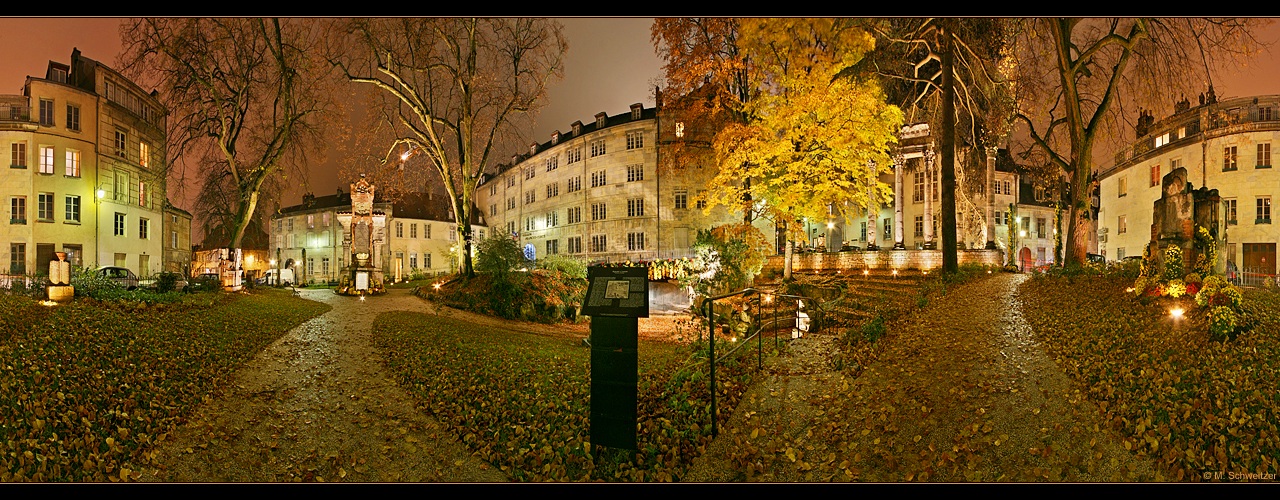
[755,269,927,333]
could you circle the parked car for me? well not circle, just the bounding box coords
[189,273,221,292]
[139,272,189,292]
[257,268,295,286]
[1087,253,1106,264]
[96,266,139,290]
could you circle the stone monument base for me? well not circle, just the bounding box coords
[48,285,74,303]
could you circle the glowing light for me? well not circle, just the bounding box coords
[360,295,366,302]
[40,300,58,307]
[826,222,834,229]
[96,189,105,199]
[1170,307,1184,319]
[764,294,772,303]
[1019,230,1027,237]
[863,269,869,276]
[432,283,442,290]
[892,269,899,277]
[1125,287,1135,293]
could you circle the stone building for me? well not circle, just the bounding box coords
[0,49,174,278]
[1099,93,1277,276]
[476,100,741,264]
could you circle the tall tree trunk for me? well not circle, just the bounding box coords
[940,22,958,274]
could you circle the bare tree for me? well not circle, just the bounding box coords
[119,18,337,266]
[1011,18,1270,266]
[327,18,567,277]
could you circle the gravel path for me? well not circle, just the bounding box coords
[134,288,507,483]
[683,273,1162,482]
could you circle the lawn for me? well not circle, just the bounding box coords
[0,288,331,482]
[371,311,764,482]
[1018,274,1280,481]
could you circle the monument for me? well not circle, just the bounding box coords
[1147,167,1225,275]
[47,251,73,303]
[336,174,387,296]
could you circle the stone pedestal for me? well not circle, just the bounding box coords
[48,252,73,302]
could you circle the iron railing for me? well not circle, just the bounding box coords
[1232,266,1274,287]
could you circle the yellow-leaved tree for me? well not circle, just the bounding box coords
[701,18,904,279]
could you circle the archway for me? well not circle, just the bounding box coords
[1018,247,1033,272]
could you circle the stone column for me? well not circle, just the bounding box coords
[866,160,878,250]
[893,154,906,249]
[985,146,997,249]
[924,147,935,248]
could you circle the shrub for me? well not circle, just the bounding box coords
[537,254,587,279]
[1163,245,1184,282]
[859,315,887,343]
[70,266,120,297]
[1184,273,1203,285]
[475,234,527,277]
[1165,279,1186,298]
[1209,305,1238,341]
[157,272,179,293]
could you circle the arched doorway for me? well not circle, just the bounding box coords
[1018,247,1033,272]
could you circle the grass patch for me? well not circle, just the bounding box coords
[372,311,760,482]
[0,288,331,482]
[1019,274,1280,481]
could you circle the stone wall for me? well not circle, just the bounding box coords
[761,249,1004,274]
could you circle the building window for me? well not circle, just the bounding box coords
[524,166,536,180]
[10,197,25,224]
[627,164,644,182]
[1036,218,1046,238]
[568,236,582,254]
[591,202,607,221]
[590,139,606,157]
[567,176,582,193]
[1149,164,1160,187]
[626,131,644,150]
[323,212,330,227]
[410,253,418,269]
[912,170,925,203]
[627,232,645,251]
[546,211,558,228]
[1261,106,1275,121]
[1225,198,1237,225]
[139,217,150,239]
[38,99,54,126]
[114,212,126,236]
[546,239,559,256]
[546,182,559,198]
[590,170,607,188]
[64,150,80,177]
[307,214,315,229]
[115,129,127,157]
[489,184,497,196]
[1257,197,1271,224]
[39,146,54,174]
[10,243,25,274]
[65,195,80,223]
[590,234,608,253]
[322,257,330,276]
[506,221,515,236]
[425,223,431,239]
[545,156,558,172]
[1117,215,1127,234]
[139,142,150,168]
[674,189,688,210]
[914,215,923,238]
[489,203,498,217]
[139,181,148,208]
[395,221,404,238]
[66,104,80,132]
[696,190,707,210]
[526,217,534,231]
[37,193,54,222]
[860,222,867,241]
[1258,143,1272,168]
[425,253,432,269]
[10,142,26,169]
[507,197,516,210]
[567,147,582,164]
[410,223,418,238]
[171,230,178,248]
[1118,176,1128,197]
[506,176,516,188]
[1224,146,1238,171]
[525,190,536,205]
[567,206,582,224]
[627,198,644,217]
[286,218,294,232]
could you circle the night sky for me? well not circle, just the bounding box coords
[0,17,1277,244]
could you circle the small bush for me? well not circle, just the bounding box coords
[860,315,887,342]
[1163,246,1185,282]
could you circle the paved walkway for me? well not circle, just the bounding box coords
[136,288,507,482]
[684,273,1161,482]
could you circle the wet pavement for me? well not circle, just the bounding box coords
[135,288,508,483]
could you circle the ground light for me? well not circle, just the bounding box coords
[432,283,441,290]
[1170,307,1184,319]
[360,295,366,302]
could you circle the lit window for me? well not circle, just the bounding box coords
[65,150,80,177]
[39,146,54,174]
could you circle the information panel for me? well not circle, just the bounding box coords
[580,266,649,318]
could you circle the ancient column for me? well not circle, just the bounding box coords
[893,154,906,249]
[985,146,998,249]
[867,160,878,250]
[924,147,935,247]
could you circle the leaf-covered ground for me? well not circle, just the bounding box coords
[684,273,1162,482]
[372,310,764,482]
[1018,274,1280,481]
[0,289,329,482]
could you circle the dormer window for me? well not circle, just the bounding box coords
[595,112,607,128]
[571,121,583,136]
[551,131,560,145]
[630,103,642,120]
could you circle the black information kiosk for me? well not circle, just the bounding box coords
[581,265,648,451]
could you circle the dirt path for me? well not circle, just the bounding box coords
[134,288,507,483]
[683,273,1162,482]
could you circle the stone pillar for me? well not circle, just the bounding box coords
[894,154,906,249]
[924,147,935,248]
[867,160,878,250]
[47,251,73,303]
[985,146,998,249]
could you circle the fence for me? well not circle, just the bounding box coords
[696,287,821,436]
[1232,266,1275,287]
